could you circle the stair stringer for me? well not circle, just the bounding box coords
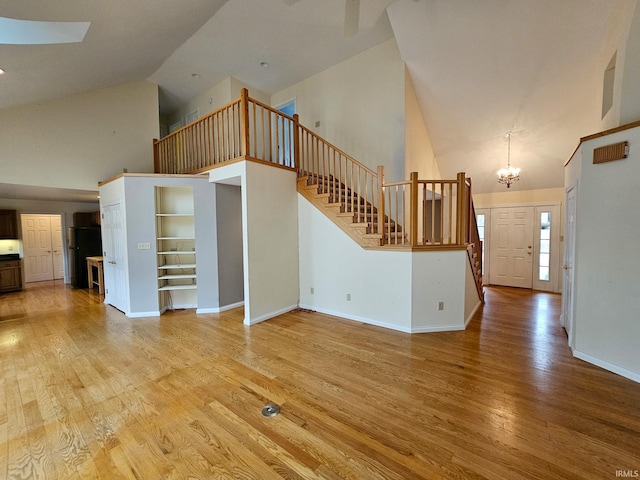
[297,176,383,248]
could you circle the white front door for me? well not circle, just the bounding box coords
[489,206,534,288]
[22,214,64,283]
[102,204,128,313]
[561,185,577,347]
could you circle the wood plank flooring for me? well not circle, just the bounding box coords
[1,281,639,479]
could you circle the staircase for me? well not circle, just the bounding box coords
[153,88,484,299]
[296,173,409,248]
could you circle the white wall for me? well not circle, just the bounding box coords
[405,67,441,180]
[298,195,477,333]
[99,175,220,317]
[0,81,158,192]
[167,76,270,129]
[209,160,299,325]
[271,39,406,182]
[608,0,640,128]
[216,184,244,307]
[473,188,564,208]
[298,194,412,332]
[411,249,476,332]
[570,125,640,382]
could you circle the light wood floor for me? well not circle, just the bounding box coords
[1,281,639,479]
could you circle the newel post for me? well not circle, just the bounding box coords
[377,166,385,243]
[409,172,419,246]
[293,113,300,174]
[153,139,160,173]
[456,172,467,245]
[240,88,250,157]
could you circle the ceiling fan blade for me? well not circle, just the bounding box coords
[344,0,360,37]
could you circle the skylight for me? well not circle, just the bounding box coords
[0,17,90,45]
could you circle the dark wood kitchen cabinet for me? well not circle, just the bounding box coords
[0,259,22,293]
[0,209,18,239]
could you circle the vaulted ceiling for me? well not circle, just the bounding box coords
[0,0,633,199]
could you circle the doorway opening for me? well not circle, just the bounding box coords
[21,214,64,283]
[275,99,296,167]
[476,204,561,292]
[277,99,296,116]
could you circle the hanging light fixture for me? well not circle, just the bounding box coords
[497,132,520,188]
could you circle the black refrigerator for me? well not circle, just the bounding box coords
[68,226,103,288]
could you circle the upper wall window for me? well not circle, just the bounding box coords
[602,52,616,119]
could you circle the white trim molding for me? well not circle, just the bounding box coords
[244,304,298,326]
[573,350,640,384]
[197,301,245,314]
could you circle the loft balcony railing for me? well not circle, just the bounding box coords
[153,88,483,297]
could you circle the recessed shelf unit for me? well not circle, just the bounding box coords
[155,186,197,308]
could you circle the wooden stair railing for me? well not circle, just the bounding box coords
[152,89,484,298]
[296,125,384,238]
[154,97,243,174]
[153,89,299,174]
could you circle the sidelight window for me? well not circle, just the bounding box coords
[539,212,551,281]
[476,213,485,274]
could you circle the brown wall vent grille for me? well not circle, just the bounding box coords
[593,141,629,164]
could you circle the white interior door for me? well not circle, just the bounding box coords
[561,185,577,346]
[22,214,63,283]
[102,204,128,313]
[489,206,534,288]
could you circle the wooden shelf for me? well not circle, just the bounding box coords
[158,264,196,269]
[156,213,194,217]
[157,251,197,255]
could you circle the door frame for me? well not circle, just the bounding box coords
[561,181,578,348]
[475,208,491,286]
[478,201,562,292]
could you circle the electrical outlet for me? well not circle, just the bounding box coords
[438,301,445,311]
[315,120,321,128]
[346,293,351,301]
[138,242,151,250]
[310,287,314,294]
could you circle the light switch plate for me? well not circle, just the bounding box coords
[138,242,151,250]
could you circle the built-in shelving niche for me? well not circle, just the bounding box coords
[155,186,197,310]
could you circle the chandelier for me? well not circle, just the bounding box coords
[497,132,520,188]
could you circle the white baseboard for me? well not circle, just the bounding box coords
[244,304,298,326]
[298,304,470,334]
[196,301,244,314]
[196,307,218,314]
[298,304,412,333]
[411,324,466,333]
[219,300,245,312]
[127,310,161,318]
[573,349,640,384]
[464,301,482,328]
